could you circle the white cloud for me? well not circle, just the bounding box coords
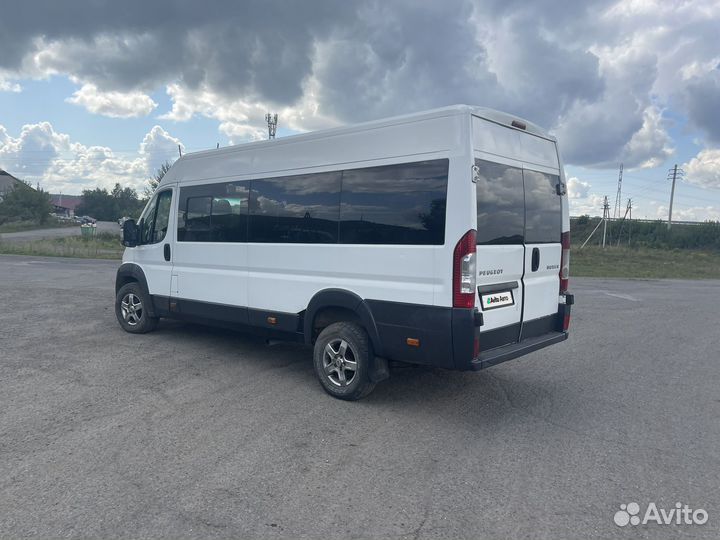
[159,80,339,143]
[569,193,606,217]
[66,83,157,118]
[0,122,69,176]
[683,148,720,189]
[0,121,183,193]
[619,106,674,168]
[0,0,718,175]
[553,44,674,168]
[0,80,21,92]
[139,125,184,174]
[45,143,147,193]
[656,204,720,222]
[567,177,591,199]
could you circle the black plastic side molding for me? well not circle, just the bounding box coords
[115,263,156,317]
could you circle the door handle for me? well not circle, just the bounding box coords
[531,247,540,272]
[164,243,171,261]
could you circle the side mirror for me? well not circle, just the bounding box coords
[122,219,139,247]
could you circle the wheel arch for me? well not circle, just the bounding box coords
[115,263,156,317]
[304,288,383,356]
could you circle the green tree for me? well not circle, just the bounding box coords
[576,214,590,226]
[0,182,53,225]
[111,183,143,218]
[144,161,172,199]
[76,188,115,220]
[77,183,143,221]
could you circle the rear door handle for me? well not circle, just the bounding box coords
[164,243,171,261]
[531,247,540,272]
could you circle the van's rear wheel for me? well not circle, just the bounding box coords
[115,283,158,334]
[313,322,376,400]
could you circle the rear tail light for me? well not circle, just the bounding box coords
[453,230,477,308]
[562,311,571,331]
[560,231,570,294]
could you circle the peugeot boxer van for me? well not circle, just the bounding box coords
[115,105,573,400]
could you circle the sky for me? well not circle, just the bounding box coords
[0,0,719,220]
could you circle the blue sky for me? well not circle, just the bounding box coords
[0,0,719,221]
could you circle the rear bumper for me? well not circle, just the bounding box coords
[362,297,571,371]
[469,330,568,371]
[452,298,572,371]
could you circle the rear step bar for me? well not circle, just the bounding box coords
[470,331,568,371]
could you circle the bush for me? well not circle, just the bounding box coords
[571,217,720,251]
[0,182,53,225]
[76,183,144,221]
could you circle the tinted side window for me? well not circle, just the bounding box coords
[178,182,249,242]
[140,189,173,245]
[152,190,173,243]
[475,159,525,245]
[339,159,448,245]
[523,169,561,243]
[249,172,341,243]
[139,198,158,245]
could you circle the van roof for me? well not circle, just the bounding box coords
[179,104,554,163]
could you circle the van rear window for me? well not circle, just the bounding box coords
[475,159,561,245]
[523,169,561,244]
[475,159,525,245]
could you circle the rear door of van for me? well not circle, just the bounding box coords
[473,116,562,348]
[521,167,562,335]
[474,158,525,348]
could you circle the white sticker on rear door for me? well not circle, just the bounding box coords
[480,290,515,311]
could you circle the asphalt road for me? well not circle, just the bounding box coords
[1,254,718,539]
[0,221,118,242]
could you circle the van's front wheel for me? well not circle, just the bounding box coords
[115,283,158,334]
[313,322,376,400]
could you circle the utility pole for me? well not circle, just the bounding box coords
[602,196,610,247]
[615,198,633,246]
[580,196,611,249]
[628,199,632,245]
[613,163,623,219]
[265,113,278,140]
[667,164,684,229]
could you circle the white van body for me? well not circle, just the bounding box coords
[116,105,572,396]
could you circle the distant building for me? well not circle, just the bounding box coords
[50,194,82,217]
[0,169,26,200]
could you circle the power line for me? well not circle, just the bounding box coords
[580,196,611,249]
[615,198,632,246]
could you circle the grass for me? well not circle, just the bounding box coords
[571,245,720,279]
[0,218,78,233]
[0,232,123,259]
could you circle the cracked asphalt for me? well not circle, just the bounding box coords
[1,254,719,539]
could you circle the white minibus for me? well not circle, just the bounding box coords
[116,105,573,400]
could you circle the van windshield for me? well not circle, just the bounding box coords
[475,159,561,245]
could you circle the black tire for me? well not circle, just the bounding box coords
[313,321,376,400]
[115,282,158,334]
